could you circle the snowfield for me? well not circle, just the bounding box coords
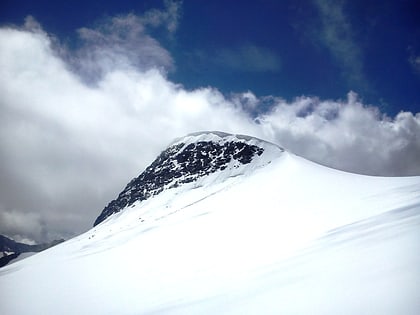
[1,133,419,314]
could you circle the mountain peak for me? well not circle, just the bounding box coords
[171,131,273,145]
[94,131,283,226]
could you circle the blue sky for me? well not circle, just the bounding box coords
[0,0,420,243]
[2,0,419,115]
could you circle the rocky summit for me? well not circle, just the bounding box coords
[93,132,278,226]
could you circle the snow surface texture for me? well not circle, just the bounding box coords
[1,131,420,314]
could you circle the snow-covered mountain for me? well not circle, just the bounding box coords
[1,131,420,314]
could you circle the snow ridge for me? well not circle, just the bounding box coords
[94,132,283,226]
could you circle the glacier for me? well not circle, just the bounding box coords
[1,131,419,314]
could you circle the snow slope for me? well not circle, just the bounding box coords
[1,132,419,314]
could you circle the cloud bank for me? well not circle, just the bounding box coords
[0,14,419,243]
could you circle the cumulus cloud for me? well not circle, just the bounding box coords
[0,17,419,243]
[258,92,420,176]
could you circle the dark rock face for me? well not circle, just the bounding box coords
[0,235,35,254]
[0,252,19,268]
[0,235,64,268]
[94,140,264,226]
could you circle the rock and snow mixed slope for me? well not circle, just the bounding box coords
[1,131,420,314]
[94,131,279,226]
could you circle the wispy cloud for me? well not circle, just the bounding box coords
[68,1,182,83]
[408,47,420,75]
[312,0,368,90]
[75,14,173,81]
[214,44,281,73]
[141,0,182,33]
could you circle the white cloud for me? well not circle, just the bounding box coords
[73,14,174,82]
[0,18,419,243]
[259,92,420,176]
[62,1,181,84]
